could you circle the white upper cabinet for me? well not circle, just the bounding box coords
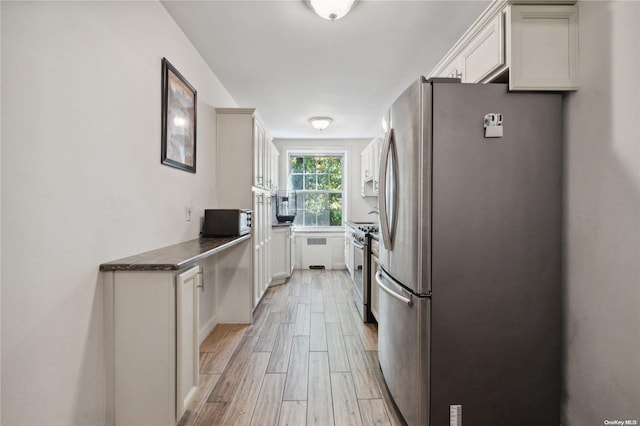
[430,0,578,91]
[216,108,278,201]
[507,4,579,90]
[460,13,505,83]
[361,136,382,197]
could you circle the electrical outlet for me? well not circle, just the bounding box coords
[185,200,194,222]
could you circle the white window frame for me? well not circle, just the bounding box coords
[286,150,347,232]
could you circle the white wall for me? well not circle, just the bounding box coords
[272,138,378,224]
[562,1,640,424]
[1,2,235,424]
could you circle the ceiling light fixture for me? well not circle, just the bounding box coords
[309,116,333,131]
[306,0,356,21]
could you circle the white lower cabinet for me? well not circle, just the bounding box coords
[104,266,200,426]
[176,266,200,420]
[253,190,273,307]
[271,225,294,285]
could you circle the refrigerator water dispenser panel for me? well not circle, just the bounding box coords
[484,113,503,138]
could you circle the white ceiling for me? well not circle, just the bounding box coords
[161,0,490,139]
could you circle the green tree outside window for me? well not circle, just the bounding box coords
[289,155,344,227]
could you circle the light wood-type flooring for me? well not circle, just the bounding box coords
[178,269,405,426]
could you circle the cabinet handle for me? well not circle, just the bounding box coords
[197,268,204,292]
[454,69,462,79]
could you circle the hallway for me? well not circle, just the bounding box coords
[178,269,405,425]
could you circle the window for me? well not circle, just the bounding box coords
[288,153,344,228]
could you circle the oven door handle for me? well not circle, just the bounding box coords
[352,240,365,249]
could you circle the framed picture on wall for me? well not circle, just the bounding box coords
[161,58,197,173]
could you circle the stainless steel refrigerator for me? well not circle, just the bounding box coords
[375,78,562,426]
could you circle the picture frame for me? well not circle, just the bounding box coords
[161,58,197,173]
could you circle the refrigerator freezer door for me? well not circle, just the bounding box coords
[376,268,430,426]
[378,79,427,294]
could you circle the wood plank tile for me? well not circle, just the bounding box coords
[331,372,363,426]
[364,351,406,426]
[321,275,334,296]
[278,401,307,426]
[221,352,271,425]
[194,402,229,426]
[208,336,259,403]
[337,302,358,336]
[283,296,299,324]
[293,303,310,336]
[333,277,348,303]
[307,352,334,426]
[310,270,323,290]
[255,312,284,352]
[269,286,289,313]
[344,335,380,399]
[287,273,301,296]
[310,288,324,313]
[283,336,309,401]
[349,307,379,352]
[178,373,221,426]
[338,270,352,290]
[200,324,230,353]
[267,323,295,373]
[245,301,272,337]
[250,373,287,426]
[200,324,247,374]
[358,399,392,426]
[299,272,311,299]
[326,322,350,372]
[181,269,393,426]
[323,296,340,323]
[309,312,327,352]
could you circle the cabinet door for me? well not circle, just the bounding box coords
[373,137,382,195]
[265,197,272,289]
[271,227,288,279]
[460,13,505,83]
[253,193,262,307]
[255,121,267,188]
[271,145,280,192]
[507,5,578,90]
[176,266,200,421]
[345,234,353,274]
[265,139,272,190]
[290,229,296,272]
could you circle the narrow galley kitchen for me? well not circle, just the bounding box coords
[178,269,404,426]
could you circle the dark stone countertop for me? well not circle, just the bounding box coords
[99,234,251,272]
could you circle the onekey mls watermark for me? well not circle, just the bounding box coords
[604,420,638,425]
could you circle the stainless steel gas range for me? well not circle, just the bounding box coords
[345,221,379,322]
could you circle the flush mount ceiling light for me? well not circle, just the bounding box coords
[306,0,356,21]
[309,116,333,131]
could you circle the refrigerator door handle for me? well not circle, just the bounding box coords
[376,270,412,306]
[379,128,398,250]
